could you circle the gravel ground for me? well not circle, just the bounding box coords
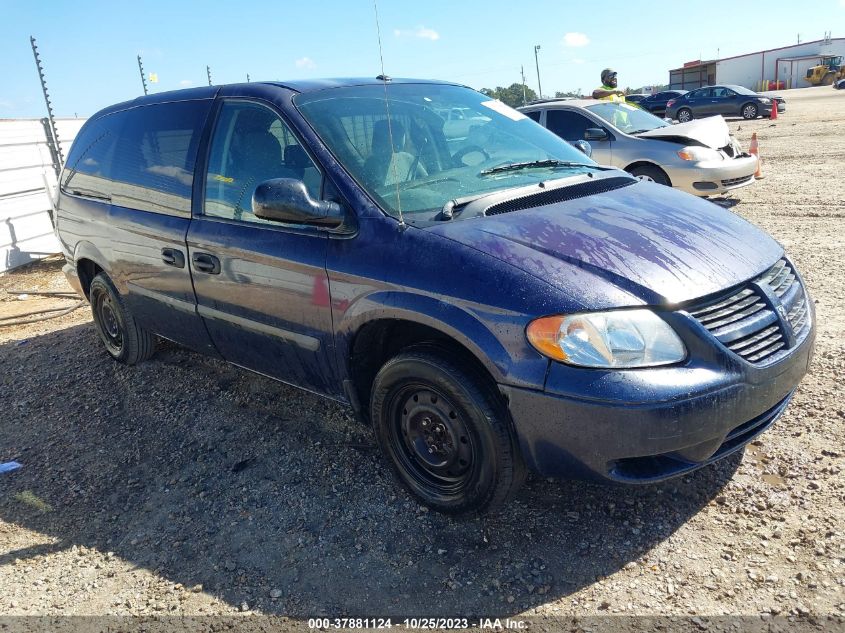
[0,86,843,624]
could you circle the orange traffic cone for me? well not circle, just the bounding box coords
[770,99,778,120]
[749,132,764,179]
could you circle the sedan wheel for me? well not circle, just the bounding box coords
[742,103,758,120]
[677,108,693,123]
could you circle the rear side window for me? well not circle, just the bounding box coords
[64,100,212,215]
[109,101,212,215]
[546,109,593,141]
[524,110,541,122]
[62,117,120,200]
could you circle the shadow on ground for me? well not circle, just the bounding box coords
[0,323,739,617]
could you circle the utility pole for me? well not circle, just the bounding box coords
[246,73,250,83]
[207,65,212,86]
[30,36,63,174]
[137,55,148,95]
[520,65,527,105]
[534,45,542,99]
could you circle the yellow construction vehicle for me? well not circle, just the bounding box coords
[805,56,844,86]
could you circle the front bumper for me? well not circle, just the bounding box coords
[762,103,786,115]
[665,154,758,196]
[501,307,814,483]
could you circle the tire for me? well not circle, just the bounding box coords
[370,346,525,515]
[89,273,156,365]
[629,164,671,187]
[741,103,758,120]
[677,107,693,123]
[823,73,835,86]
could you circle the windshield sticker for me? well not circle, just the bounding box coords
[480,100,528,121]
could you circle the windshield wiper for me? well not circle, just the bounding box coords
[69,188,111,201]
[479,159,594,176]
[437,193,490,220]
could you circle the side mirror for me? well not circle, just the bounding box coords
[252,179,344,228]
[571,139,592,158]
[584,128,608,141]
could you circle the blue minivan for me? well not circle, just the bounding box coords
[56,78,814,514]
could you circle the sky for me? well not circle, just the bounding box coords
[1,0,842,119]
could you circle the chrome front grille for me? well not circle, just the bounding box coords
[688,259,810,365]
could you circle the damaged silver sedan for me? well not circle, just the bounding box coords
[519,99,758,196]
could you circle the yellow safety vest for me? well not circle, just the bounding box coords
[595,85,626,103]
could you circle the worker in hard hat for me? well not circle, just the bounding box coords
[592,69,627,102]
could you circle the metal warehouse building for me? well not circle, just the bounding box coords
[670,36,845,91]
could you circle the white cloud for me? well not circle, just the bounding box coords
[571,58,585,65]
[0,98,13,109]
[562,32,590,47]
[393,26,440,41]
[179,79,193,87]
[295,56,316,69]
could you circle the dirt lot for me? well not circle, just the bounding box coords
[1,86,843,624]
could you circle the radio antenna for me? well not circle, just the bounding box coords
[372,0,405,228]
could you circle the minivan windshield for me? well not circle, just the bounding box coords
[294,83,598,220]
[585,102,671,135]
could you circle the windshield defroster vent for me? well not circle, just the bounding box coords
[484,176,636,216]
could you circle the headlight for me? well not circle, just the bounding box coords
[677,146,722,161]
[758,98,771,104]
[526,309,686,368]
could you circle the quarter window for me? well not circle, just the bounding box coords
[204,101,321,224]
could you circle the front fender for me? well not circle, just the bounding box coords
[336,290,549,390]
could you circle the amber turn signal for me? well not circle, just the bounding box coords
[526,316,567,361]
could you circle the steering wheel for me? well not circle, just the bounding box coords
[452,144,491,167]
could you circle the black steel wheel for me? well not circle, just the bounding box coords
[371,346,525,515]
[89,273,156,364]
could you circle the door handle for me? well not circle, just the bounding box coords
[192,252,221,274]
[161,248,185,268]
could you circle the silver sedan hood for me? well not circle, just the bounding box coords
[636,116,732,149]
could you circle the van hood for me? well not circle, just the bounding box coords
[428,178,782,306]
[636,115,732,149]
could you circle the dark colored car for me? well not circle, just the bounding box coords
[639,90,688,116]
[56,78,814,515]
[622,93,648,104]
[666,85,786,122]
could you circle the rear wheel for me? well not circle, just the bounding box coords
[629,164,671,187]
[677,107,693,123]
[89,273,156,364]
[370,346,525,515]
[741,103,759,119]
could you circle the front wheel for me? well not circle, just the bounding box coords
[742,103,759,119]
[677,107,693,123]
[629,164,671,187]
[370,347,525,515]
[89,273,156,364]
